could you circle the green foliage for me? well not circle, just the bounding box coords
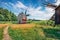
[47,20,54,26]
[28,20,54,26]
[0,7,17,21]
[0,21,18,24]
[0,14,4,21]
[43,28,60,39]
[0,28,3,40]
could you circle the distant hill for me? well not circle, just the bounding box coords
[0,8,17,21]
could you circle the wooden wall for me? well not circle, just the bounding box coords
[55,7,60,24]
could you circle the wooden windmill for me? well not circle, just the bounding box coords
[18,10,29,24]
[41,0,60,25]
[47,4,60,25]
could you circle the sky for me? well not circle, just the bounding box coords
[0,0,60,20]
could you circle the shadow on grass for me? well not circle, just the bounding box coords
[43,28,60,39]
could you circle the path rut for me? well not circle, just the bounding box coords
[2,26,12,40]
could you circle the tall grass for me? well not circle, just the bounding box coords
[8,26,46,40]
[0,27,4,40]
[0,21,18,24]
[8,24,60,40]
[27,20,54,26]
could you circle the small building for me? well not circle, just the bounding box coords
[18,10,29,24]
[18,12,27,24]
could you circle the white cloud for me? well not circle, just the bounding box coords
[36,7,42,11]
[55,0,60,6]
[11,1,55,20]
[45,7,55,19]
[14,1,28,9]
[2,1,55,20]
[27,7,55,20]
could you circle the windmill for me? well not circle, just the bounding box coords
[41,0,60,25]
[18,10,29,24]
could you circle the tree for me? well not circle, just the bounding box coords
[0,7,17,21]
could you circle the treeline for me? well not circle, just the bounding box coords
[0,8,17,21]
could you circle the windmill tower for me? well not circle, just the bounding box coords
[18,10,29,24]
[47,4,60,25]
[41,0,60,25]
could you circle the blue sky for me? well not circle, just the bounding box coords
[0,0,60,20]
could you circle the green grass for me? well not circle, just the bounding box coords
[8,25,60,40]
[0,28,4,40]
[8,27,45,40]
[43,28,60,40]
[0,21,18,24]
[27,20,54,26]
[0,20,54,25]
[0,20,60,40]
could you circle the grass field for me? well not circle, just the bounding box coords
[0,20,60,40]
[8,24,60,40]
[0,28,3,40]
[8,25,45,40]
[0,21,18,24]
[0,25,5,40]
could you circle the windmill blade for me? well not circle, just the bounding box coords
[41,2,56,8]
[25,10,27,15]
[25,9,30,16]
[41,0,57,8]
[41,2,48,6]
[26,14,30,16]
[47,3,57,8]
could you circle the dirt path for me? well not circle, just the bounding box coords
[2,26,12,40]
